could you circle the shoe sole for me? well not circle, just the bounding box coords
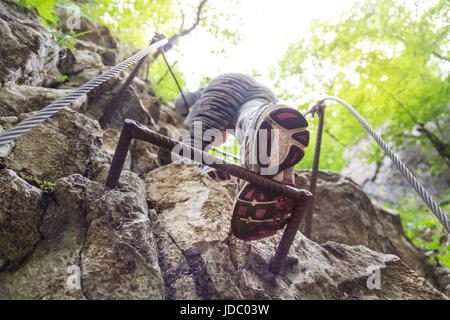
[245,103,309,177]
[232,103,309,241]
[231,181,296,241]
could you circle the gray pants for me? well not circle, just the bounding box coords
[180,73,276,149]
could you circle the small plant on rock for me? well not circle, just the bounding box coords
[18,170,55,193]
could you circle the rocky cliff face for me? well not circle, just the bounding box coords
[0,1,448,299]
[0,163,446,300]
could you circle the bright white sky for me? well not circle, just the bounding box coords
[169,0,358,98]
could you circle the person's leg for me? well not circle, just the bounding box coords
[174,88,205,116]
[183,74,254,150]
[231,100,310,241]
[180,74,254,179]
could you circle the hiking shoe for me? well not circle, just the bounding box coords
[231,103,309,241]
[241,102,309,177]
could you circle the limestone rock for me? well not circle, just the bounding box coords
[434,266,450,296]
[58,14,119,50]
[86,73,154,130]
[0,82,87,116]
[0,116,19,130]
[58,49,103,76]
[84,148,113,183]
[57,68,102,90]
[100,49,119,66]
[145,161,446,299]
[132,77,147,96]
[0,169,44,270]
[72,39,120,66]
[0,116,18,158]
[0,173,165,299]
[142,94,161,123]
[0,2,59,86]
[74,39,104,53]
[156,126,173,166]
[7,108,102,181]
[80,172,165,299]
[373,204,432,276]
[158,103,186,130]
[130,139,160,178]
[102,128,131,170]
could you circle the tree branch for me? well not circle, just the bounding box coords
[156,61,178,87]
[176,0,185,32]
[377,86,450,167]
[324,128,345,146]
[180,0,207,36]
[378,85,420,125]
[432,51,450,62]
[153,0,208,59]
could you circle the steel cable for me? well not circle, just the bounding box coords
[0,38,168,147]
[314,96,449,233]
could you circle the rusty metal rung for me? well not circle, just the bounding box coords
[106,119,313,275]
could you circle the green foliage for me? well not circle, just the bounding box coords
[388,193,450,267]
[54,73,68,84]
[0,158,54,192]
[275,0,450,174]
[13,0,58,26]
[149,56,186,101]
[18,170,55,193]
[295,109,348,172]
[79,0,177,48]
[66,0,243,102]
[210,135,240,164]
[275,0,449,260]
[52,29,92,50]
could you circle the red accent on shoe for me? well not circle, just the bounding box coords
[289,151,301,165]
[282,179,295,186]
[276,181,296,211]
[255,208,266,218]
[277,112,298,120]
[230,104,311,242]
[232,181,298,241]
[245,188,255,199]
[293,131,310,146]
[276,197,296,211]
[208,171,216,179]
[271,108,308,129]
[237,206,247,217]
